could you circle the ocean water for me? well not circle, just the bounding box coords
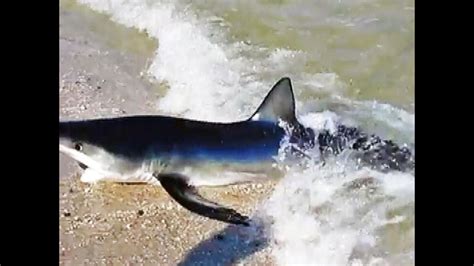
[66,0,414,264]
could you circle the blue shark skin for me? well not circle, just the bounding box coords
[60,116,286,165]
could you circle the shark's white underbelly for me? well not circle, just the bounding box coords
[78,158,168,186]
[79,161,280,187]
[60,144,283,187]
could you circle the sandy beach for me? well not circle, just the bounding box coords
[59,2,276,265]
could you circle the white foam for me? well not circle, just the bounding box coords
[338,98,415,144]
[299,111,342,133]
[257,110,414,265]
[258,161,414,265]
[77,0,346,122]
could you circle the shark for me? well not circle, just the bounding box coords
[59,77,414,226]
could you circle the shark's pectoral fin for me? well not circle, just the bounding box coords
[156,173,250,226]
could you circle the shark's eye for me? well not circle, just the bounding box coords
[74,143,83,151]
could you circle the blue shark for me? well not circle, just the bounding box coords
[60,77,316,225]
[59,77,413,226]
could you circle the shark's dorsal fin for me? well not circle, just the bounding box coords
[249,77,297,124]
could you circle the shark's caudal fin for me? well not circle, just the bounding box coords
[249,77,297,125]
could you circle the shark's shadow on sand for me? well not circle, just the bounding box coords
[179,218,270,266]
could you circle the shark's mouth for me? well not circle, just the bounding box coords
[59,144,160,185]
[59,144,123,183]
[59,144,109,174]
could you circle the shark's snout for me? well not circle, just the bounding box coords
[59,143,103,171]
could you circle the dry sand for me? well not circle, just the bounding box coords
[60,2,277,265]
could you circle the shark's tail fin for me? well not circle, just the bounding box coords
[250,77,316,150]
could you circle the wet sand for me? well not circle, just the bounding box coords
[60,2,277,265]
